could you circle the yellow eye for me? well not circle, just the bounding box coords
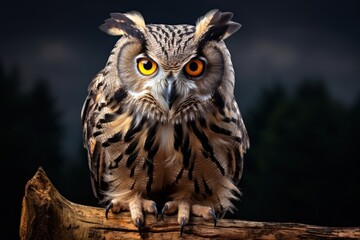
[137,57,158,76]
[184,58,205,77]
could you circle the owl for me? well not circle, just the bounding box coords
[81,9,249,236]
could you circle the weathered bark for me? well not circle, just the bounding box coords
[20,167,360,239]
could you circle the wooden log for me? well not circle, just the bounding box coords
[20,167,360,239]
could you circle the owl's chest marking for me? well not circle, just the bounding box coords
[98,87,241,203]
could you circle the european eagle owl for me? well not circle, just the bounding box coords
[81,9,249,236]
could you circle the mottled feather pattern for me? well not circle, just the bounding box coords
[82,9,249,229]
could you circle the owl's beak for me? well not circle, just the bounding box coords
[165,74,176,109]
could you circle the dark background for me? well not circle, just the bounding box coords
[1,1,359,238]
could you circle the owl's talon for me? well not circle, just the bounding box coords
[180,216,186,237]
[161,204,168,220]
[161,204,168,215]
[152,202,158,220]
[136,217,144,238]
[105,202,113,220]
[209,208,217,227]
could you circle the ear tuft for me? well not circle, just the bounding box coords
[195,9,219,39]
[123,11,146,29]
[99,11,146,39]
[195,9,241,44]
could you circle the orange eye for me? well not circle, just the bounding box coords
[137,57,158,76]
[184,58,205,77]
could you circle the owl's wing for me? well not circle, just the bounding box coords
[224,97,250,184]
[81,70,107,199]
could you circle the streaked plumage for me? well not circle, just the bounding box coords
[82,9,249,235]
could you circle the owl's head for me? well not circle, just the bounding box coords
[100,10,240,122]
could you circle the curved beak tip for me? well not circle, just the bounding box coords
[164,75,176,109]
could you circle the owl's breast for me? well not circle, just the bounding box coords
[148,122,183,192]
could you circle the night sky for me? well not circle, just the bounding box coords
[1,1,359,159]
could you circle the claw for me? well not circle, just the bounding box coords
[136,217,144,238]
[152,202,158,220]
[180,216,186,237]
[161,204,168,215]
[161,204,168,220]
[105,202,113,220]
[209,208,217,227]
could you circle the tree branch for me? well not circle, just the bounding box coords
[20,168,360,239]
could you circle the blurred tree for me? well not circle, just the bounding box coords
[24,79,64,180]
[0,65,64,239]
[236,80,360,227]
[342,95,360,222]
[59,141,97,207]
[233,82,288,220]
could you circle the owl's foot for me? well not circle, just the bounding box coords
[105,198,158,238]
[161,200,217,236]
